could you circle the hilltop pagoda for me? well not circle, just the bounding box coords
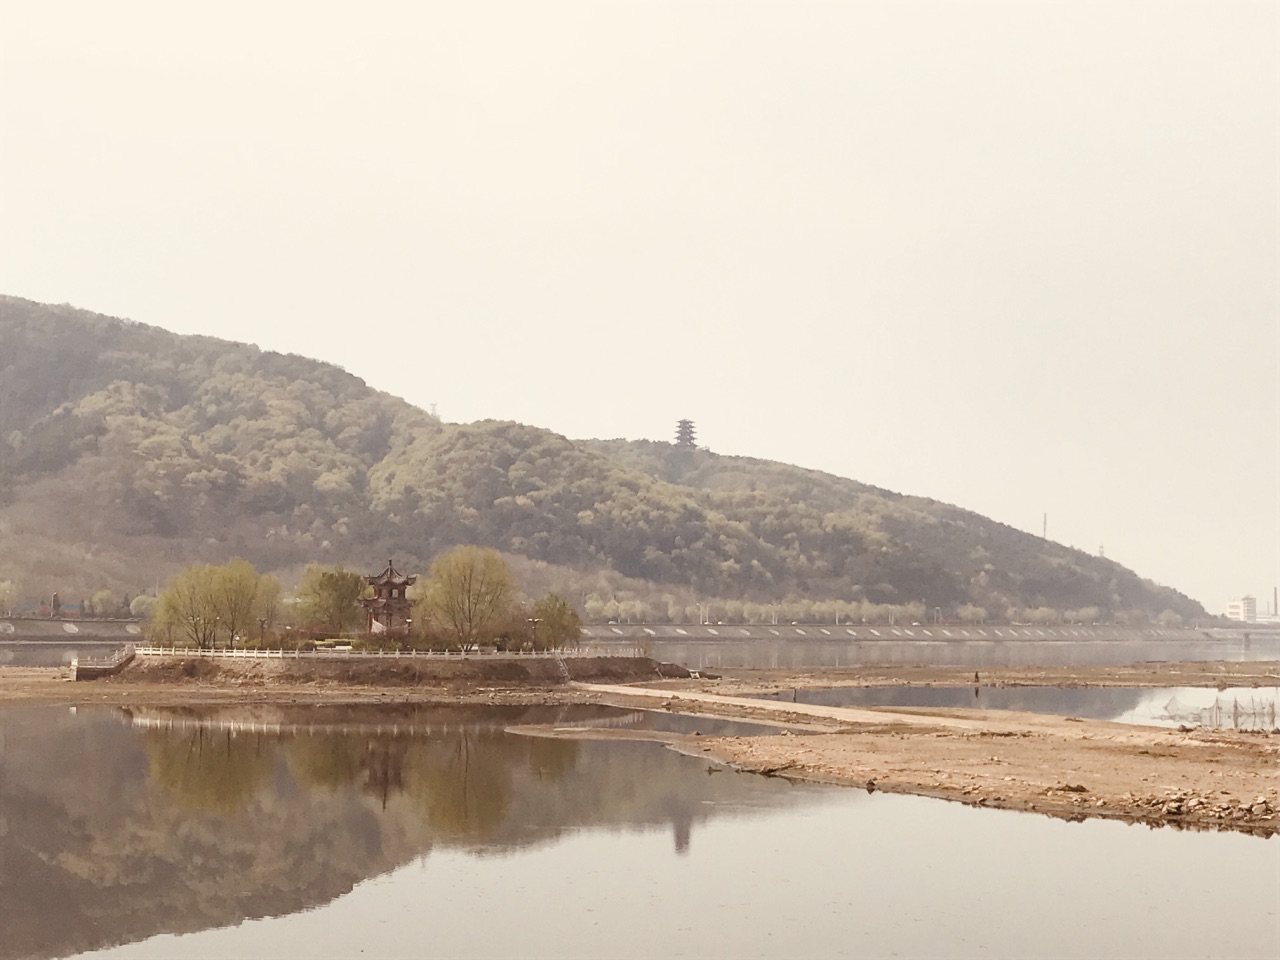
[361,560,417,634]
[675,419,696,448]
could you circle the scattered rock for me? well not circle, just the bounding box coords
[757,762,796,777]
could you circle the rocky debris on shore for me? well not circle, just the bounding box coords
[1042,785,1277,826]
[1138,790,1277,823]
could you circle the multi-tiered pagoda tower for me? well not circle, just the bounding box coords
[361,560,417,633]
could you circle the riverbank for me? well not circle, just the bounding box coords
[2,658,1276,837]
[0,657,684,707]
[572,681,1278,837]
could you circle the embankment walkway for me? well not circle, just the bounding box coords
[576,682,1004,732]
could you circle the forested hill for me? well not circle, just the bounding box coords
[0,296,1205,622]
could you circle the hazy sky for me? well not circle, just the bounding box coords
[2,1,1276,613]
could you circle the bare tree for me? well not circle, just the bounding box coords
[154,559,278,648]
[422,546,515,649]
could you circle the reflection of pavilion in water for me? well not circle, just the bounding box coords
[125,707,742,855]
[5,705,833,960]
[362,739,407,808]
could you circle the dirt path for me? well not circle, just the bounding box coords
[578,682,1280,837]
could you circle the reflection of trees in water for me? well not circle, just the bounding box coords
[285,733,413,808]
[139,709,815,859]
[404,732,522,839]
[284,730,583,832]
[286,735,364,791]
[527,734,578,781]
[145,728,275,814]
[138,714,800,856]
[146,722,586,839]
[9,707,831,960]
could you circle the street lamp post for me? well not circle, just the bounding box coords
[527,618,542,651]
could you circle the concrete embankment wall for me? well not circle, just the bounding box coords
[1,617,145,642]
[71,646,136,681]
[112,654,685,686]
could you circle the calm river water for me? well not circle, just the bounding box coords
[1,704,1275,960]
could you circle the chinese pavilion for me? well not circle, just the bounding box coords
[361,560,417,633]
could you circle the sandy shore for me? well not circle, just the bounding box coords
[3,658,1277,836]
[574,681,1278,837]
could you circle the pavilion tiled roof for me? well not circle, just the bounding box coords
[365,560,417,588]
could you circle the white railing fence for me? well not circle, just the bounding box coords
[134,645,647,661]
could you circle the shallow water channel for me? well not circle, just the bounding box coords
[0,704,1275,960]
[758,685,1280,731]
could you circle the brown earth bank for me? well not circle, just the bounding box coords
[0,657,688,707]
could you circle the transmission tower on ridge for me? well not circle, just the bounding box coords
[675,419,696,448]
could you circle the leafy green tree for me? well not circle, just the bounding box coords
[297,564,367,633]
[421,546,515,648]
[530,594,582,650]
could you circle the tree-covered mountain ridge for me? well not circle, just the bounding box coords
[0,296,1205,622]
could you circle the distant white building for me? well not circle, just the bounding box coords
[1225,596,1257,623]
